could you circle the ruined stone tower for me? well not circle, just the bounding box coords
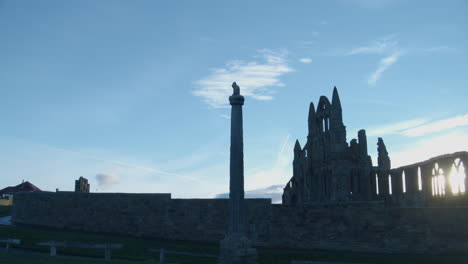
[282,87,375,204]
[75,176,90,193]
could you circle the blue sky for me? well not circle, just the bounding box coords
[1,0,467,201]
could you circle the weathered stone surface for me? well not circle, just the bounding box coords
[11,192,468,254]
[74,176,89,193]
[220,234,257,264]
[227,81,247,235]
[9,86,468,256]
[282,87,468,207]
[377,138,391,171]
[283,87,374,204]
[220,82,257,264]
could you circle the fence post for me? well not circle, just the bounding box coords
[160,248,165,264]
[50,245,56,256]
[105,245,111,261]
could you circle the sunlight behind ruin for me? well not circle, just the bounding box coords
[449,158,466,194]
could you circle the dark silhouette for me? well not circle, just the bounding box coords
[220,82,257,264]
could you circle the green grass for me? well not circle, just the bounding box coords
[0,205,11,217]
[0,225,218,264]
[0,252,160,264]
[258,248,468,264]
[0,224,468,264]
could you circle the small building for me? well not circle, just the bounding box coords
[0,181,42,205]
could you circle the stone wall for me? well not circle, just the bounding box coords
[11,192,270,242]
[264,203,468,253]
[376,151,468,207]
[12,192,468,253]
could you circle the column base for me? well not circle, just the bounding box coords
[219,233,258,264]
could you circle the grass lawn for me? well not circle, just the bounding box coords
[0,224,467,264]
[0,225,218,264]
[0,252,161,264]
[258,248,468,264]
[0,205,11,217]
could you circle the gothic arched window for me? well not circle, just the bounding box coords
[417,167,422,191]
[401,171,406,193]
[388,174,392,195]
[449,158,466,194]
[431,163,445,197]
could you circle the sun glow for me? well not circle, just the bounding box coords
[417,167,422,191]
[449,158,466,194]
[388,175,392,194]
[402,171,406,193]
[432,163,446,196]
[431,159,466,196]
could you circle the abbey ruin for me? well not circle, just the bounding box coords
[283,87,468,207]
[11,86,468,254]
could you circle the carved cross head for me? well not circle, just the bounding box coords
[232,82,240,95]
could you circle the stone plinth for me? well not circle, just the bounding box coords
[219,234,257,264]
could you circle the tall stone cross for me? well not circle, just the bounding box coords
[228,81,245,234]
[219,82,257,264]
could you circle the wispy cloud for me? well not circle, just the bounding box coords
[348,36,398,55]
[0,137,227,196]
[220,114,231,120]
[246,134,293,190]
[349,36,453,86]
[366,118,428,137]
[420,45,456,53]
[71,149,207,184]
[346,0,397,9]
[390,131,468,168]
[367,52,401,86]
[299,58,312,64]
[193,49,293,108]
[402,114,468,137]
[348,35,402,86]
[367,114,468,138]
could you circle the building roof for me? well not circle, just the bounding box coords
[0,181,42,195]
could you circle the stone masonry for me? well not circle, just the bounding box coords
[75,177,90,193]
[11,192,468,253]
[11,86,468,255]
[282,87,468,207]
[219,82,257,264]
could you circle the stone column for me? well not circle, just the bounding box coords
[420,164,433,203]
[219,82,257,264]
[405,167,418,194]
[228,82,246,235]
[392,170,402,196]
[390,170,401,205]
[461,155,468,198]
[404,167,418,206]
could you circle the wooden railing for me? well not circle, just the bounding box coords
[37,241,123,261]
[0,238,20,252]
